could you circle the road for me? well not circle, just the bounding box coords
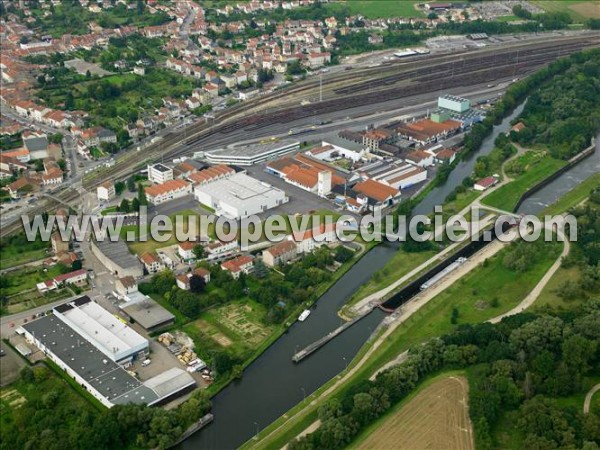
[584,384,600,415]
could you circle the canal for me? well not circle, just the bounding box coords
[517,135,600,215]
[184,108,597,449]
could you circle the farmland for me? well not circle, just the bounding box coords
[351,375,473,450]
[325,1,424,19]
[533,1,600,21]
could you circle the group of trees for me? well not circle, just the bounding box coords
[116,182,147,213]
[511,56,600,159]
[463,49,599,162]
[289,302,600,450]
[2,364,211,450]
[554,190,600,302]
[473,133,517,179]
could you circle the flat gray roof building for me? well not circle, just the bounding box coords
[120,291,175,332]
[202,140,300,166]
[92,238,143,278]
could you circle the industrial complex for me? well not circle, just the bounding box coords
[21,297,196,408]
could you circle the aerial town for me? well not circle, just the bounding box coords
[1,1,600,449]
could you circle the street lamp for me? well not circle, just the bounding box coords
[342,356,348,372]
[301,387,306,402]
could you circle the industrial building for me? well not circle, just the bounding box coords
[357,160,427,190]
[396,118,462,146]
[119,291,176,332]
[91,238,144,278]
[53,296,149,365]
[265,152,346,196]
[22,302,195,408]
[438,94,471,113]
[432,95,484,128]
[147,163,174,184]
[201,140,300,166]
[194,172,288,218]
[145,179,192,205]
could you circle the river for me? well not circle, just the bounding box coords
[184,111,598,449]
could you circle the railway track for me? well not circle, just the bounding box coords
[2,35,598,238]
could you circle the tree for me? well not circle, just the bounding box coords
[451,307,459,324]
[114,181,126,196]
[127,176,136,192]
[334,245,353,263]
[287,60,305,76]
[118,198,131,213]
[131,197,140,212]
[192,245,205,260]
[189,274,206,294]
[137,182,148,207]
[512,4,532,20]
[49,133,63,144]
[72,259,82,271]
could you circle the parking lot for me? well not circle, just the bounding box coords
[0,341,26,387]
[245,161,345,217]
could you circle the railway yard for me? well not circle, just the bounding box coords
[3,31,599,238]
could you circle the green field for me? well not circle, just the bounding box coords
[326,1,424,18]
[442,189,481,220]
[482,152,567,212]
[496,15,521,22]
[0,233,51,270]
[533,1,600,21]
[541,173,600,216]
[5,288,72,315]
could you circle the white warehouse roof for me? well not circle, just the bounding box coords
[194,172,288,219]
[54,297,148,362]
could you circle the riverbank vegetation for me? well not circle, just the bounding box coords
[509,54,600,160]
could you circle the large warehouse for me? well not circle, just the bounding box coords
[194,172,288,218]
[91,238,144,278]
[53,296,149,364]
[201,140,300,166]
[22,306,196,408]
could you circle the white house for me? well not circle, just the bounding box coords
[97,180,116,201]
